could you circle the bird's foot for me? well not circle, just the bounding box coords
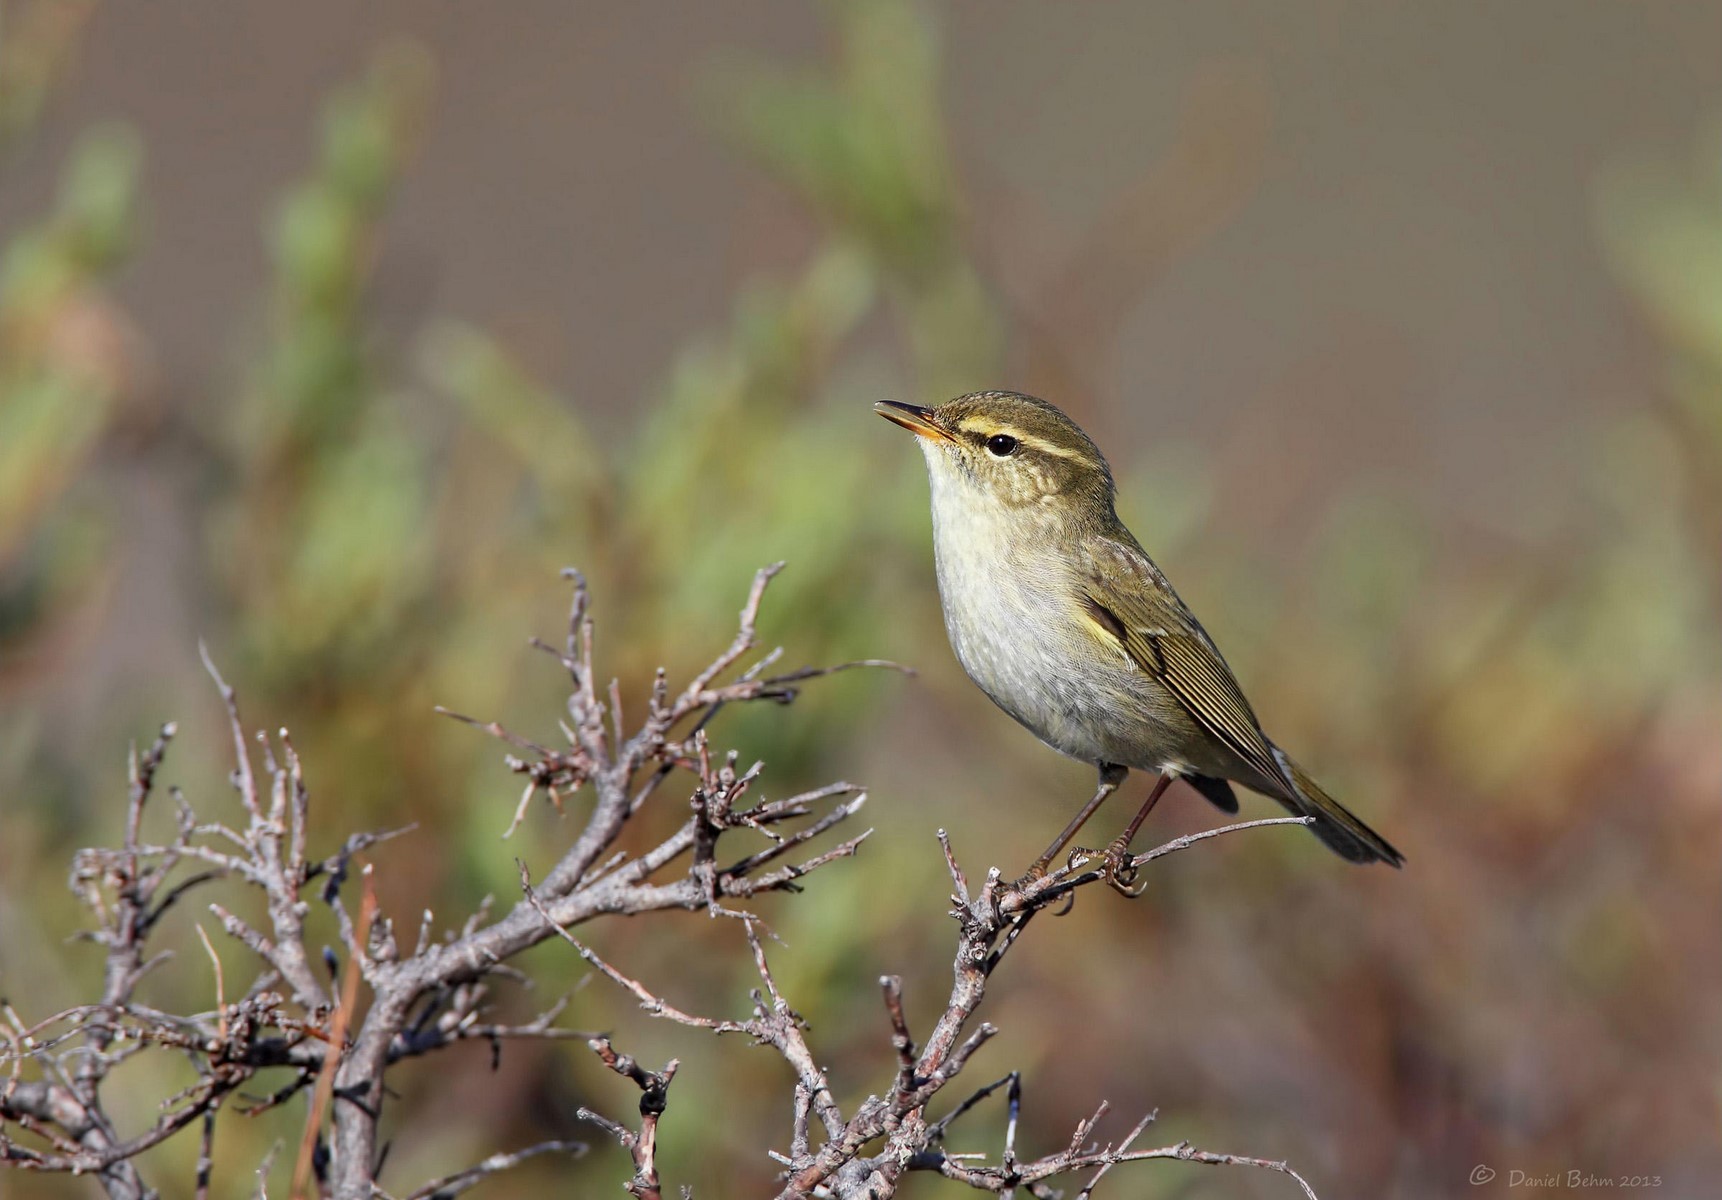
[1006,859,1049,895]
[1069,837,1147,898]
[1003,860,1080,916]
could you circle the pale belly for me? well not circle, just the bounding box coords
[929,503,1191,773]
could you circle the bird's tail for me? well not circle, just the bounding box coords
[1274,755,1403,867]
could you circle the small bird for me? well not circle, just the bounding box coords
[877,390,1401,889]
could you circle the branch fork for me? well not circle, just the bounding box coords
[3,565,1320,1200]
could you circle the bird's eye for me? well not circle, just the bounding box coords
[985,434,1020,457]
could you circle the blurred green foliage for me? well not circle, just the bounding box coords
[708,0,1000,395]
[2,0,1719,1196]
[216,43,436,686]
[0,123,138,641]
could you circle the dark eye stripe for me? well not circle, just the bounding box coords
[985,433,1019,457]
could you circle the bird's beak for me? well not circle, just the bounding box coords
[874,400,952,443]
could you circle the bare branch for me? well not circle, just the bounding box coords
[579,1037,677,1200]
[400,1138,588,1200]
[293,866,378,1199]
[5,565,1320,1200]
[767,817,1322,1198]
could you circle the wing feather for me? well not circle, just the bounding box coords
[1080,547,1295,795]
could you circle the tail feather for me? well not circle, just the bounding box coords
[1278,757,1403,867]
[1188,774,1240,813]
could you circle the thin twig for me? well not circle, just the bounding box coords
[291,868,377,1200]
[401,1139,588,1200]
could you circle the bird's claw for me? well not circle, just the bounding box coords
[1004,860,1083,915]
[1070,840,1148,898]
[1005,859,1052,897]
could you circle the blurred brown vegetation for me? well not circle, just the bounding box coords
[2,1,1719,1196]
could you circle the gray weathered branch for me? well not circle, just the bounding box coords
[3,566,876,1199]
[3,565,1321,1200]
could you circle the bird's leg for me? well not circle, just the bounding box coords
[1014,764,1127,888]
[1079,772,1174,897]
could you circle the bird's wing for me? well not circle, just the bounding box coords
[1078,546,1296,796]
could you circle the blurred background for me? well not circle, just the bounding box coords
[2,1,1719,1196]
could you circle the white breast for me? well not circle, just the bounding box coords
[922,453,1132,766]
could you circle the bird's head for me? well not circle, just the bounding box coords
[875,390,1116,518]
